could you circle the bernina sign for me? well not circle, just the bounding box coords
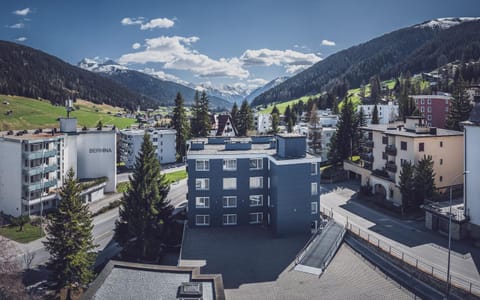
[89,148,112,153]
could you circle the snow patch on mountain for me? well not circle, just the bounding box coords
[245,76,288,102]
[415,17,480,29]
[78,57,128,74]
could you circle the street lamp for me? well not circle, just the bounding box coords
[446,170,469,296]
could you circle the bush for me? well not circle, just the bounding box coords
[92,200,122,217]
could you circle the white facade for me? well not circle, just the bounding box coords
[464,123,480,226]
[255,113,272,134]
[358,102,399,125]
[0,118,117,217]
[119,128,176,169]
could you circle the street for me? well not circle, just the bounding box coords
[320,180,480,286]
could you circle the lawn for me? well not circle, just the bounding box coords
[0,95,137,130]
[0,223,45,243]
[116,169,187,192]
[257,92,323,114]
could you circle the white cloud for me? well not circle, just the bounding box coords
[321,39,336,46]
[248,78,269,86]
[240,48,321,73]
[121,16,174,30]
[140,18,174,30]
[141,68,188,85]
[8,23,25,29]
[13,8,31,16]
[132,42,141,50]
[121,17,143,26]
[119,35,249,79]
[15,37,27,42]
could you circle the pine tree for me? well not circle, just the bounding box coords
[198,91,212,137]
[115,134,173,260]
[414,155,436,204]
[370,75,381,104]
[172,92,190,159]
[190,91,201,137]
[371,104,379,124]
[44,168,96,297]
[399,161,416,211]
[328,98,356,163]
[237,100,253,136]
[271,113,279,133]
[309,103,321,153]
[446,75,472,131]
[271,105,280,115]
[230,102,239,128]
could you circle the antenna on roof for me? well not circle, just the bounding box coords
[65,99,73,118]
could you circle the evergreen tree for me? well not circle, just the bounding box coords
[44,169,96,297]
[271,105,280,115]
[446,75,472,131]
[358,107,367,127]
[237,100,253,136]
[414,155,436,204]
[171,92,190,159]
[115,134,173,259]
[371,104,379,124]
[308,103,321,153]
[399,161,416,212]
[190,91,201,137]
[285,105,294,132]
[370,75,381,104]
[198,91,211,137]
[359,82,366,101]
[328,98,357,163]
[271,113,279,133]
[230,102,239,128]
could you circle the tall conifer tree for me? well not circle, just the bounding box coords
[172,92,190,159]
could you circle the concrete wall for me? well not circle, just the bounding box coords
[465,125,480,226]
[75,132,117,192]
[0,140,22,216]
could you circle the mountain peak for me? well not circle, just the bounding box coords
[414,17,480,29]
[77,57,127,74]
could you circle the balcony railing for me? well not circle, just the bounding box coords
[24,179,58,192]
[23,149,58,160]
[360,153,374,162]
[385,145,397,156]
[23,164,58,176]
[385,162,397,173]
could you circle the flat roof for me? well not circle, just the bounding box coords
[0,130,64,141]
[360,124,463,138]
[188,140,277,156]
[410,94,452,99]
[81,260,224,300]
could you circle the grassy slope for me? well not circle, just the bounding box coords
[0,95,136,130]
[257,93,322,114]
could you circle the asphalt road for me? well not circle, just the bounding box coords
[320,180,480,286]
[18,178,187,269]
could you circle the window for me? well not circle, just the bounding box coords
[421,99,425,104]
[440,158,443,165]
[196,159,209,171]
[382,136,388,144]
[195,215,210,226]
[152,137,158,142]
[311,163,317,175]
[223,159,237,171]
[311,202,318,214]
[311,182,318,195]
[382,152,388,160]
[421,107,425,113]
[249,177,263,189]
[427,98,432,104]
[445,106,449,112]
[419,143,424,152]
[223,196,237,208]
[249,158,263,170]
[400,141,407,151]
[440,141,443,147]
[195,197,209,208]
[440,176,443,182]
[223,214,237,225]
[249,212,263,224]
[427,107,432,113]
[223,178,237,190]
[195,178,209,190]
[249,195,263,207]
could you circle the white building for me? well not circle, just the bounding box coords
[254,113,272,134]
[119,128,176,169]
[0,118,117,217]
[358,102,399,125]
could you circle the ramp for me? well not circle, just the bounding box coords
[294,221,346,275]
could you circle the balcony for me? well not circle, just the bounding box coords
[385,145,397,156]
[23,149,58,160]
[363,161,373,170]
[371,169,395,182]
[23,164,58,176]
[385,161,397,173]
[24,178,58,192]
[360,153,374,162]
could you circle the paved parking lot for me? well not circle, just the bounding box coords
[180,225,414,299]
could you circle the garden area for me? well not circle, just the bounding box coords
[0,217,45,243]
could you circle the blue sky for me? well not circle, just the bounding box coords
[1,0,480,91]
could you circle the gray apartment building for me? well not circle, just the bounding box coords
[186,134,321,236]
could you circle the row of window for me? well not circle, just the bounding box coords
[195,177,264,190]
[195,213,263,226]
[195,202,319,226]
[195,195,264,208]
[196,158,264,171]
[395,141,444,152]
[414,98,449,105]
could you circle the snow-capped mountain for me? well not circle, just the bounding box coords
[193,82,253,104]
[245,76,288,103]
[77,58,128,74]
[415,17,480,29]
